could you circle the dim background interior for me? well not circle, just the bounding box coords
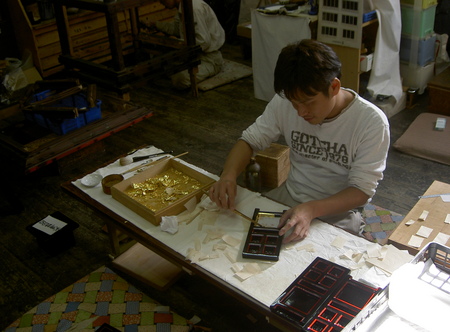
[1,0,450,330]
[1,41,450,331]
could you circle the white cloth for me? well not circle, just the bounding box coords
[239,0,273,23]
[388,260,450,332]
[367,0,403,102]
[241,89,390,202]
[251,10,311,101]
[156,0,225,53]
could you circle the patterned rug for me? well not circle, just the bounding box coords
[5,266,191,332]
[362,204,404,245]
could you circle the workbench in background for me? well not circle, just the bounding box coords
[7,0,201,97]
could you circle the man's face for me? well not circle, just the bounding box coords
[289,92,334,125]
[160,0,178,9]
[288,80,340,125]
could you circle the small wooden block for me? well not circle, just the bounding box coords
[111,242,183,291]
[255,143,290,189]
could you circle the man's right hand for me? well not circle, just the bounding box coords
[209,177,237,210]
[208,139,254,211]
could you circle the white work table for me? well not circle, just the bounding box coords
[63,146,410,331]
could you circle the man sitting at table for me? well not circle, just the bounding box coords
[209,40,390,243]
[142,0,225,89]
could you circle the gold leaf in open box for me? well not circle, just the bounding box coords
[111,158,215,226]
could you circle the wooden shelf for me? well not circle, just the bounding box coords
[7,0,176,77]
[325,19,379,93]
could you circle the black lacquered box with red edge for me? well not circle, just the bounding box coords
[270,257,381,331]
[242,209,284,261]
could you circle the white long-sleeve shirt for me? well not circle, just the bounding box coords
[241,89,390,203]
[156,0,225,53]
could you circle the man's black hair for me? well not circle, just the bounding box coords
[274,39,342,100]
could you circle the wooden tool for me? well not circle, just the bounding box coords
[132,151,173,162]
[121,152,188,175]
[233,209,264,227]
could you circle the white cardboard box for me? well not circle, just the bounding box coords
[360,53,373,72]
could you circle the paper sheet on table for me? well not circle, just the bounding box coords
[389,260,450,332]
[367,0,403,102]
[434,232,450,245]
[365,245,413,275]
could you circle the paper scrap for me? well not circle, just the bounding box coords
[352,252,364,263]
[331,235,347,249]
[365,244,413,275]
[418,210,429,221]
[340,249,354,260]
[408,235,424,248]
[184,196,198,212]
[194,238,201,251]
[416,225,433,238]
[366,243,382,258]
[213,243,227,251]
[434,232,450,245]
[186,247,198,261]
[198,195,220,211]
[160,216,178,234]
[445,214,450,224]
[379,246,389,260]
[208,253,220,259]
[234,263,262,281]
[189,315,202,325]
[224,248,238,263]
[296,243,316,252]
[235,271,254,281]
[203,229,225,244]
[231,264,241,273]
[198,253,210,261]
[405,219,415,226]
[242,263,261,275]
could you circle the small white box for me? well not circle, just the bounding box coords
[435,117,446,131]
[360,53,373,72]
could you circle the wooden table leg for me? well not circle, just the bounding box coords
[104,219,121,257]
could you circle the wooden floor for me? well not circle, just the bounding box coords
[1,43,450,331]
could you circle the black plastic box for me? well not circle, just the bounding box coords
[26,211,79,254]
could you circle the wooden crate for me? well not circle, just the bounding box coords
[111,158,215,226]
[428,67,450,116]
[255,143,290,189]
